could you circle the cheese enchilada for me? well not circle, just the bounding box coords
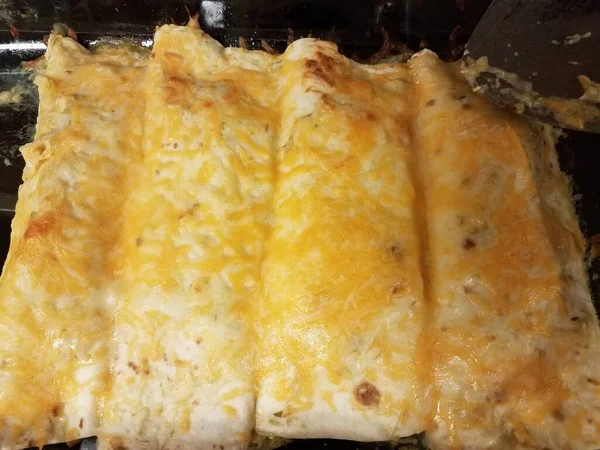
[0,24,597,450]
[0,35,147,448]
[256,38,427,440]
[100,25,277,450]
[410,51,600,450]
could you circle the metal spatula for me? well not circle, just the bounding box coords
[463,0,600,132]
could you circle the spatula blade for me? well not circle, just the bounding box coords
[464,0,600,132]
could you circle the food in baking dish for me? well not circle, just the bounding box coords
[101,25,277,450]
[410,52,600,450]
[0,34,147,449]
[256,37,427,440]
[0,23,597,450]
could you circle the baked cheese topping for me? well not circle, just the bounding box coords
[256,38,427,440]
[410,51,600,450]
[0,26,598,450]
[0,35,147,449]
[99,25,277,450]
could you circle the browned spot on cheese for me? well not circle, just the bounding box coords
[390,245,404,260]
[314,68,333,86]
[304,59,333,87]
[179,203,199,220]
[315,51,335,72]
[79,418,84,429]
[391,280,405,294]
[51,403,64,417]
[365,111,377,122]
[127,361,139,374]
[587,377,600,386]
[426,99,436,106]
[141,358,150,375]
[192,277,209,293]
[305,59,318,70]
[273,411,284,417]
[463,237,476,250]
[109,437,127,450]
[24,211,58,240]
[493,388,506,403]
[353,381,380,407]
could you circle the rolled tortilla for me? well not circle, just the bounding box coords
[256,38,428,441]
[410,50,600,450]
[99,25,277,450]
[0,35,147,449]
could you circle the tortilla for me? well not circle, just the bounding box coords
[99,25,277,450]
[0,35,147,449]
[255,38,428,441]
[410,50,600,450]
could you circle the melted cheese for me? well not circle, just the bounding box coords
[255,39,427,440]
[0,35,147,449]
[99,26,277,450]
[1,26,598,450]
[409,51,600,450]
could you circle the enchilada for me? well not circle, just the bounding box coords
[99,25,277,450]
[0,35,147,449]
[255,38,428,441]
[410,51,600,450]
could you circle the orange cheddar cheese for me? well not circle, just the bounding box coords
[410,51,600,450]
[0,35,147,449]
[99,25,277,450]
[0,26,598,450]
[255,38,428,440]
